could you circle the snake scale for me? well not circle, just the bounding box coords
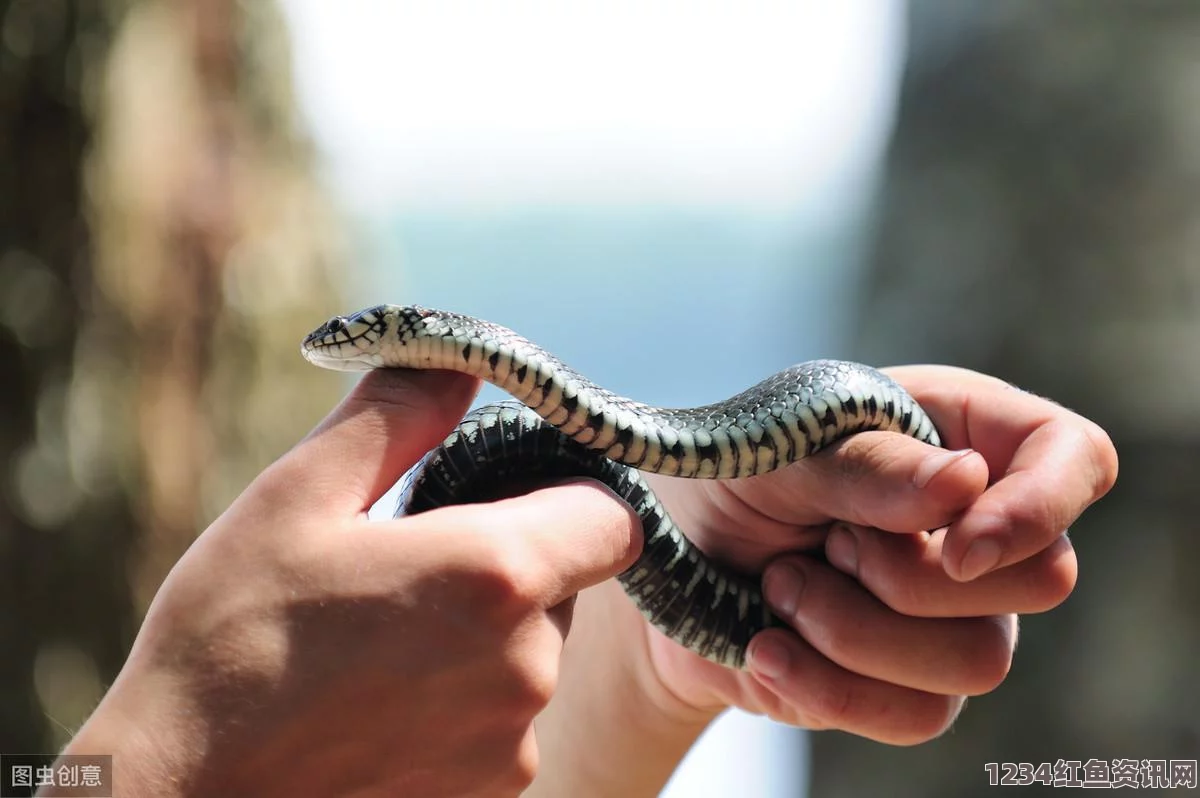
[302,305,942,670]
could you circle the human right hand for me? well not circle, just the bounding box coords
[60,369,641,798]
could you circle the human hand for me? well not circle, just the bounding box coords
[61,369,641,798]
[622,365,1118,744]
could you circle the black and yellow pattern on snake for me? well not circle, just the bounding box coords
[302,305,942,669]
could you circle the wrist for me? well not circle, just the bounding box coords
[611,583,725,727]
[58,666,202,798]
[528,581,717,797]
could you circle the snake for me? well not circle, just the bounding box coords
[301,304,941,670]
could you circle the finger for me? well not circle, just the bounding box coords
[887,366,1118,581]
[492,480,644,605]
[760,556,1017,696]
[386,479,644,609]
[492,612,571,718]
[267,368,480,514]
[727,431,989,533]
[746,630,965,745]
[945,418,1115,580]
[826,523,1077,617]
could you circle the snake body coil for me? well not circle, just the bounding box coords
[302,305,941,669]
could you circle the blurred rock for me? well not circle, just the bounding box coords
[813,1,1200,796]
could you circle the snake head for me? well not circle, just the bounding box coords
[300,305,393,371]
[301,304,443,371]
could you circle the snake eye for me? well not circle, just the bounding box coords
[324,317,346,335]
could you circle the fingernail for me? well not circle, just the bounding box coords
[749,638,791,680]
[914,449,977,488]
[764,563,805,618]
[826,526,859,577]
[959,537,1003,581]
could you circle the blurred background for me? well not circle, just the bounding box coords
[0,1,1194,796]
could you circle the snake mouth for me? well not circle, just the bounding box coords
[301,312,386,371]
[300,333,381,373]
[301,306,401,372]
[299,342,380,371]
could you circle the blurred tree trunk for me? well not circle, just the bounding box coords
[814,1,1200,796]
[0,0,345,754]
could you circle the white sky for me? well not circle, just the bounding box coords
[281,0,905,213]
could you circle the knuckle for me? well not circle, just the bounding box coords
[828,435,896,487]
[828,447,870,488]
[1025,535,1078,609]
[259,454,363,518]
[853,542,926,616]
[802,682,857,730]
[473,733,539,798]
[1049,416,1118,504]
[870,575,925,617]
[1005,483,1064,542]
[1080,419,1119,498]
[464,537,545,612]
[471,717,539,796]
[559,481,643,563]
[963,615,1017,694]
[612,498,644,558]
[810,611,865,659]
[897,695,966,745]
[507,657,559,713]
[508,735,540,793]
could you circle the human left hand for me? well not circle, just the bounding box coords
[613,365,1118,744]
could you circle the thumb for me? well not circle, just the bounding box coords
[397,479,644,607]
[493,479,645,604]
[275,368,480,514]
